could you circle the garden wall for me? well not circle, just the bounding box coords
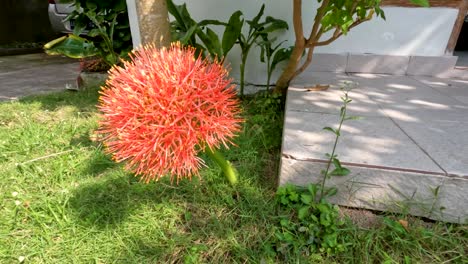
[171,0,459,84]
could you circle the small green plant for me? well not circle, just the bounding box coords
[269,183,346,260]
[269,84,358,259]
[167,0,241,61]
[44,0,132,67]
[257,37,293,92]
[319,83,358,199]
[237,4,288,97]
[246,92,284,150]
[168,1,289,96]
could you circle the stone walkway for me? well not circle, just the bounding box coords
[0,53,79,101]
[280,72,468,223]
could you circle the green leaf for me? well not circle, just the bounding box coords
[323,233,338,247]
[330,167,351,176]
[307,184,317,198]
[271,46,292,73]
[249,4,265,28]
[43,34,98,59]
[323,127,337,135]
[298,206,309,220]
[410,0,429,7]
[198,20,227,27]
[323,187,338,197]
[288,191,299,202]
[320,212,331,227]
[332,158,342,169]
[345,115,362,121]
[180,24,199,45]
[166,0,195,32]
[197,28,222,59]
[222,11,243,56]
[301,194,313,205]
[88,28,101,38]
[258,17,288,34]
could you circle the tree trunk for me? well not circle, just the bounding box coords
[134,0,171,47]
[273,0,305,94]
[273,39,306,94]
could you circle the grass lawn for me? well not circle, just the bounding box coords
[0,85,466,263]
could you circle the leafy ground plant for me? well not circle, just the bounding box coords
[0,86,466,263]
[267,86,355,260]
[237,4,288,97]
[44,0,132,67]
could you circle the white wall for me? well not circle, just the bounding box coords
[172,0,458,84]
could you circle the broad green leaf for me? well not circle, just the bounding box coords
[43,35,98,59]
[222,11,243,56]
[271,46,292,73]
[205,28,223,58]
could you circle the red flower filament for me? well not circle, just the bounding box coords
[98,44,242,183]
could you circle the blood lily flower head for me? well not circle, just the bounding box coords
[98,43,243,183]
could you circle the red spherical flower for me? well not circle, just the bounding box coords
[98,43,243,183]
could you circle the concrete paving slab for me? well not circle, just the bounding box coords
[283,110,444,173]
[350,74,468,122]
[291,72,355,88]
[286,87,384,117]
[346,54,410,75]
[0,53,79,100]
[394,120,468,176]
[409,76,468,104]
[407,56,457,76]
[280,158,467,223]
[281,72,468,223]
[352,74,445,97]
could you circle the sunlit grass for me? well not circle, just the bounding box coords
[0,86,465,263]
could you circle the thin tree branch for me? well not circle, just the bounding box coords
[306,0,330,43]
[292,28,324,78]
[312,10,375,47]
[292,0,305,44]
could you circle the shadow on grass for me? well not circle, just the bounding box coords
[18,84,101,112]
[69,171,271,225]
[68,170,277,261]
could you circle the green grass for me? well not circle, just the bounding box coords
[0,86,466,263]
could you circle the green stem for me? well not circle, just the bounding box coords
[319,92,349,199]
[204,148,238,185]
[239,52,248,97]
[266,55,272,92]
